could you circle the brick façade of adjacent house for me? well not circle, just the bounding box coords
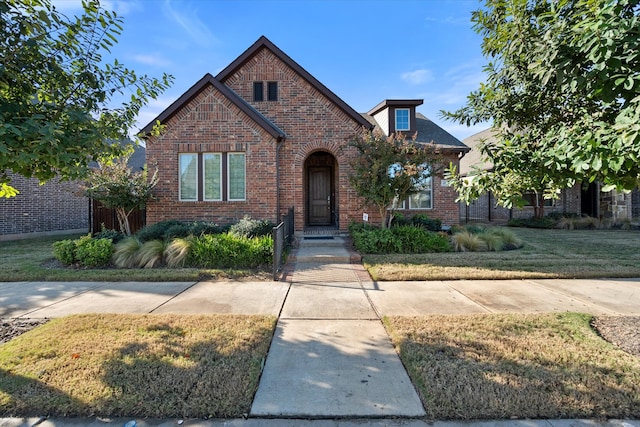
[142,36,469,233]
[0,172,88,240]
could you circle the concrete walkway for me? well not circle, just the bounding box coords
[1,235,640,426]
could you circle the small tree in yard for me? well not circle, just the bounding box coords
[83,153,158,236]
[347,129,441,228]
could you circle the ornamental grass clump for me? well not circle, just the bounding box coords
[136,240,167,268]
[112,236,142,268]
[451,226,523,252]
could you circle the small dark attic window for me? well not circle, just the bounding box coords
[253,82,264,102]
[267,81,278,101]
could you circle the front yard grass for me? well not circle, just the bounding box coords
[0,314,276,418]
[364,228,640,280]
[0,235,271,282]
[384,312,640,420]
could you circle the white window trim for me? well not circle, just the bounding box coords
[227,152,246,201]
[178,153,198,202]
[203,153,222,201]
[395,108,410,131]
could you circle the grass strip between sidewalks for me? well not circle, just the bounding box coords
[384,312,640,420]
[0,314,276,418]
[364,228,640,281]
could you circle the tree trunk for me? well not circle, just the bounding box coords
[378,205,388,229]
[115,207,132,236]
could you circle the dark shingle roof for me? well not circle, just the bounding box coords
[414,113,469,152]
[361,112,469,153]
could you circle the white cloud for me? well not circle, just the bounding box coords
[162,0,218,48]
[51,0,140,15]
[401,69,433,85]
[132,54,172,67]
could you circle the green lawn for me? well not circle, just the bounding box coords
[364,228,640,280]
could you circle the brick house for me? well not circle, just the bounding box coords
[0,172,88,240]
[142,36,469,233]
[459,128,639,223]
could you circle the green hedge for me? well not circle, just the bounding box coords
[52,235,113,267]
[188,233,273,268]
[350,224,451,254]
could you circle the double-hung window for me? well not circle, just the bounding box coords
[395,108,410,131]
[179,153,198,201]
[228,153,246,201]
[179,152,245,201]
[203,153,222,201]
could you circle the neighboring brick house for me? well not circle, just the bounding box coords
[0,143,147,240]
[0,172,88,240]
[141,36,469,233]
[459,128,638,223]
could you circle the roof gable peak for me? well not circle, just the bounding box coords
[216,36,373,130]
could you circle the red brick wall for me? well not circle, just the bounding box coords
[0,172,88,237]
[146,85,280,226]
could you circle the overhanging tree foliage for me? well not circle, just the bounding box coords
[0,0,173,197]
[443,0,640,217]
[83,154,158,236]
[347,129,441,228]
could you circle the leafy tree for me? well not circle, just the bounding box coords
[347,130,441,228]
[83,154,158,236]
[0,0,172,198]
[444,0,640,217]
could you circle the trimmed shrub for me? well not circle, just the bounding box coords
[75,236,113,267]
[411,214,442,232]
[350,225,450,254]
[229,216,274,238]
[188,232,273,268]
[135,220,183,243]
[52,239,77,265]
[164,221,223,240]
[94,225,125,244]
[507,216,557,229]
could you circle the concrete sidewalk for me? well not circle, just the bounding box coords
[1,235,640,426]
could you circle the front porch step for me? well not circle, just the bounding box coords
[294,236,353,263]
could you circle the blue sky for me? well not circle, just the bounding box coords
[53,0,488,140]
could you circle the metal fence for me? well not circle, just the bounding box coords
[272,207,294,281]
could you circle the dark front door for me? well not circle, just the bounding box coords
[308,166,332,225]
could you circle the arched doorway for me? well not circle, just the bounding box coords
[304,151,337,228]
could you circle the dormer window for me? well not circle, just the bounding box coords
[395,108,410,131]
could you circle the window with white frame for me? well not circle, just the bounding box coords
[179,153,198,201]
[395,108,410,131]
[178,152,245,201]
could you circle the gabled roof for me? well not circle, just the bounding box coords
[216,36,373,130]
[460,127,498,175]
[139,73,286,140]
